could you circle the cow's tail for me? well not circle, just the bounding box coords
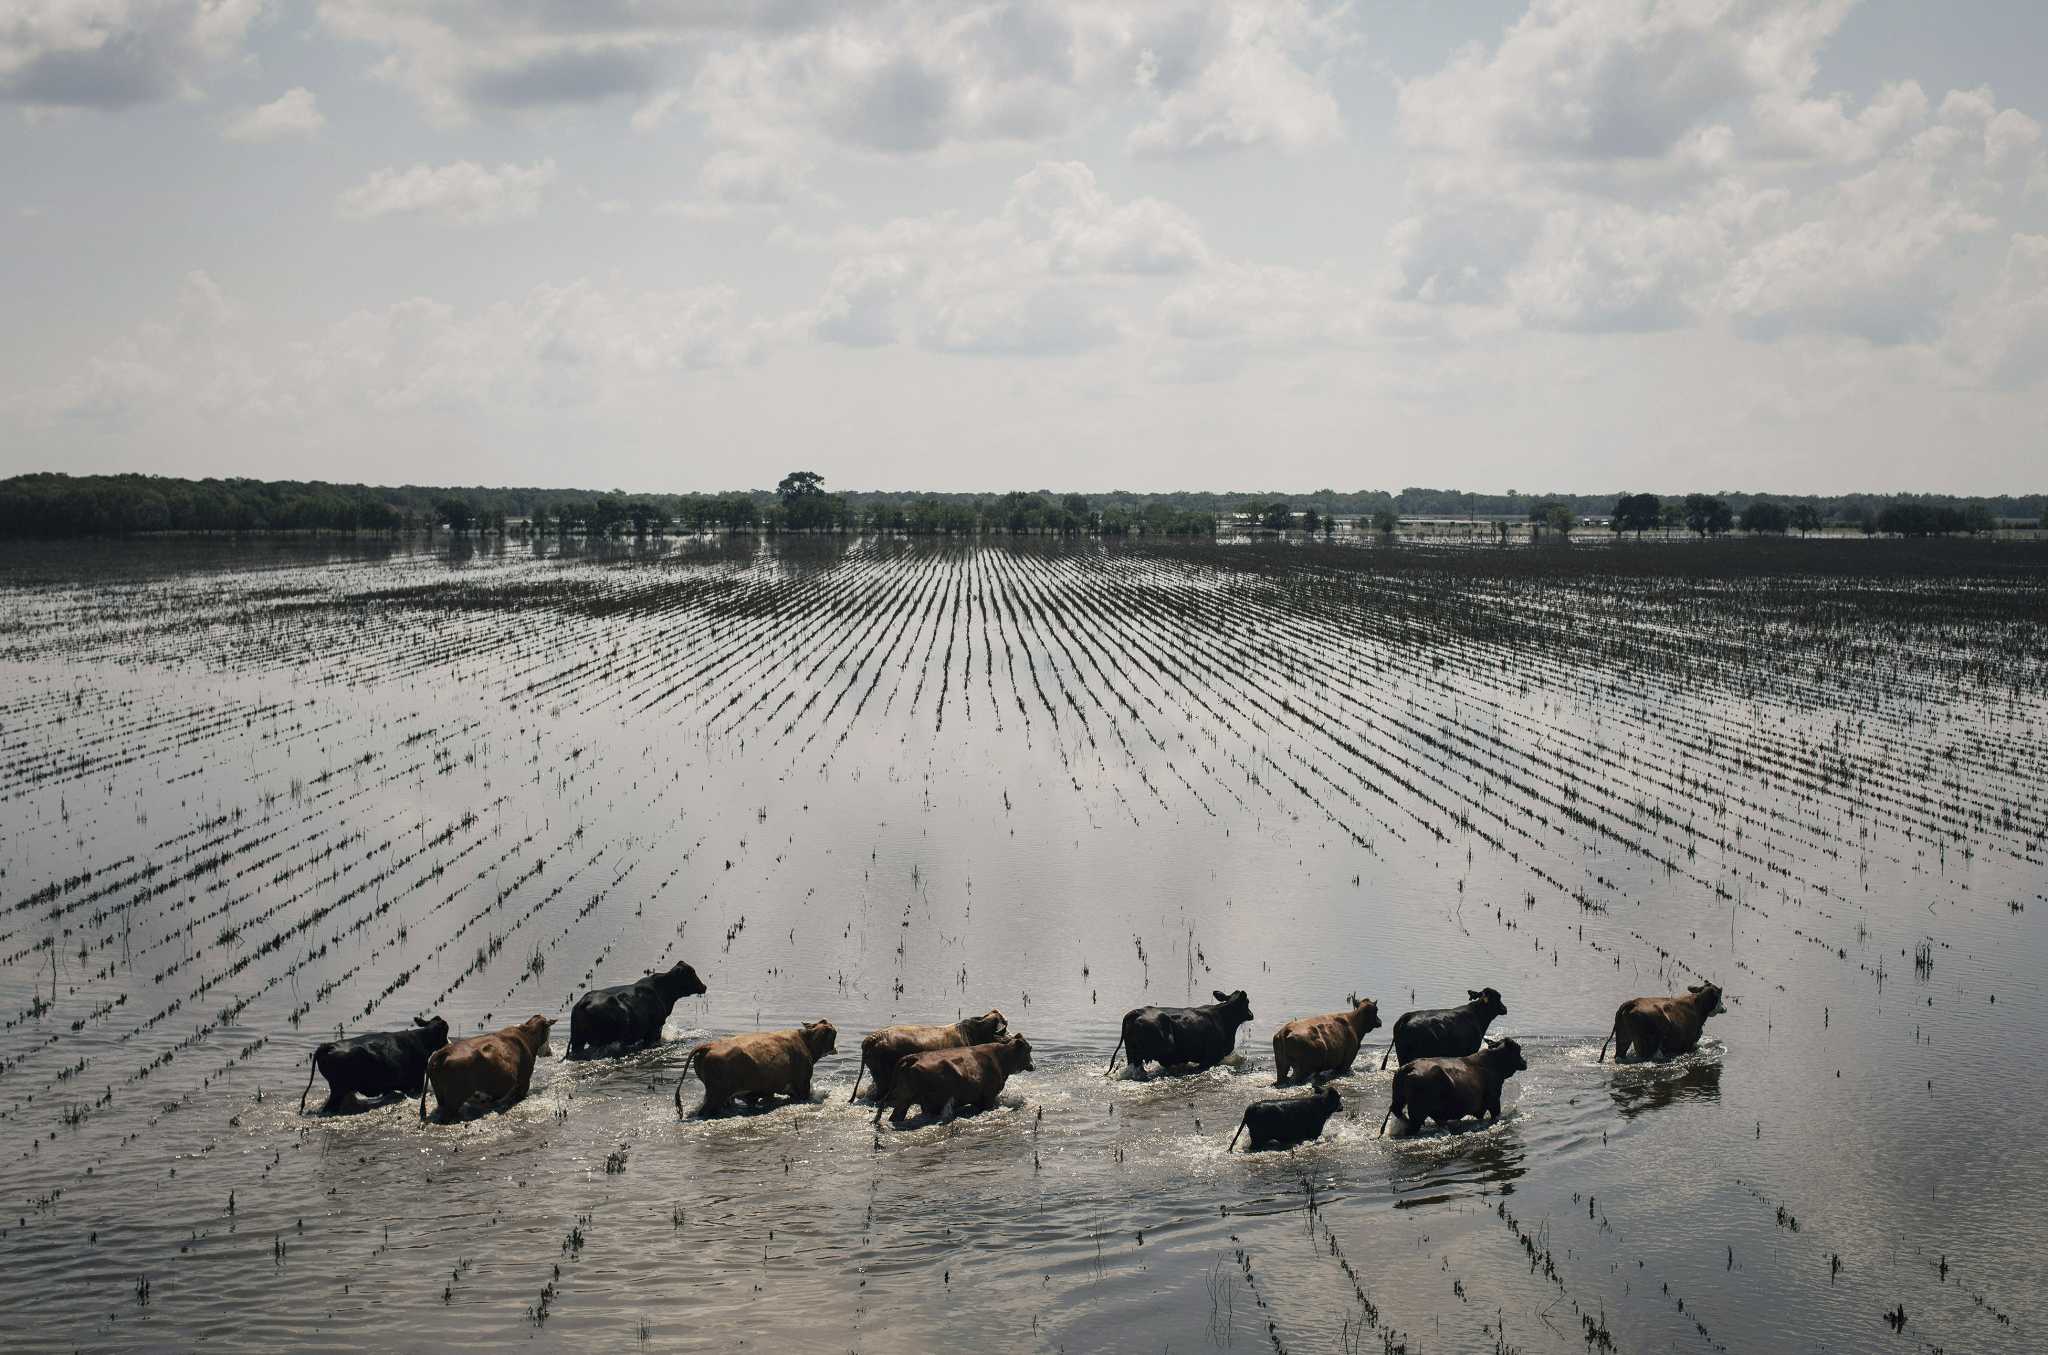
[1379,1041,1391,1072]
[419,1047,444,1124]
[673,1046,705,1117]
[848,1059,865,1103]
[1598,1026,1614,1063]
[1104,1021,1128,1075]
[1378,1105,1394,1137]
[299,1046,327,1114]
[1227,1111,1248,1152]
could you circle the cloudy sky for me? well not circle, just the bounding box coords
[3,1,2045,494]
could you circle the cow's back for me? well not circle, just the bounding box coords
[1278,1015,1353,1064]
[703,1029,806,1093]
[866,1022,961,1066]
[901,1044,1002,1101]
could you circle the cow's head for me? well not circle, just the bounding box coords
[414,1015,450,1049]
[519,1015,555,1058]
[1309,1069,1342,1109]
[801,1020,838,1059]
[1468,987,1507,1018]
[1484,1037,1527,1073]
[1687,982,1726,1016]
[1212,990,1254,1025]
[1346,995,1381,1033]
[963,1008,1008,1042]
[1000,1034,1035,1072]
[661,961,708,998]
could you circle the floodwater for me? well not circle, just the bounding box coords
[0,534,2041,1353]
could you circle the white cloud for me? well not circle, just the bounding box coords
[337,159,558,226]
[43,272,770,428]
[1398,0,1852,166]
[805,160,1209,356]
[314,0,763,123]
[224,87,325,141]
[1948,233,2048,389]
[1126,0,1346,156]
[1004,161,1208,274]
[310,1,1355,173]
[1,0,264,109]
[687,2,1349,161]
[1386,0,2048,349]
[658,143,837,221]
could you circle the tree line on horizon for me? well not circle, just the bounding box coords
[0,471,2040,540]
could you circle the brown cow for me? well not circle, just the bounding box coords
[1379,1038,1525,1135]
[1599,982,1724,1062]
[1271,994,1379,1085]
[419,1016,553,1123]
[873,1035,1034,1127]
[849,1009,1009,1102]
[674,1020,837,1116]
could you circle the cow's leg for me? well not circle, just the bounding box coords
[938,1097,958,1123]
[890,1099,910,1125]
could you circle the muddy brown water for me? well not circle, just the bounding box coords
[0,535,2042,1352]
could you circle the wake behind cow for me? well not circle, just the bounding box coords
[1381,988,1507,1069]
[875,1035,1034,1126]
[1600,982,1725,1062]
[421,1016,553,1123]
[1108,990,1254,1078]
[675,1020,837,1117]
[1380,1038,1526,1135]
[301,1015,448,1114]
[1271,995,1379,1085]
[567,960,707,1059]
[1229,1074,1342,1151]
[850,1008,1007,1102]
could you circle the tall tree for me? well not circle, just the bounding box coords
[1740,499,1790,533]
[1683,494,1733,537]
[777,471,825,504]
[1611,492,1661,537]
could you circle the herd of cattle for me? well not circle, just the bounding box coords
[298,960,1727,1151]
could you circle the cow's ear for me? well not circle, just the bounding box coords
[1214,990,1230,1003]
[1687,983,1703,993]
[1468,989,1482,1000]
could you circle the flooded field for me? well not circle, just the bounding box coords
[1,534,2042,1353]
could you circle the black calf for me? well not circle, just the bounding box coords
[1229,1074,1341,1151]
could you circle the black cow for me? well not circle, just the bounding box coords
[1380,1038,1526,1135]
[300,1016,449,1113]
[1380,988,1507,1069]
[567,961,707,1058]
[1107,990,1254,1078]
[1229,1073,1341,1151]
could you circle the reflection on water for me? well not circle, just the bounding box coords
[0,537,2041,1354]
[1609,1049,1724,1119]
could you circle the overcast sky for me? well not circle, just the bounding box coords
[3,1,2045,495]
